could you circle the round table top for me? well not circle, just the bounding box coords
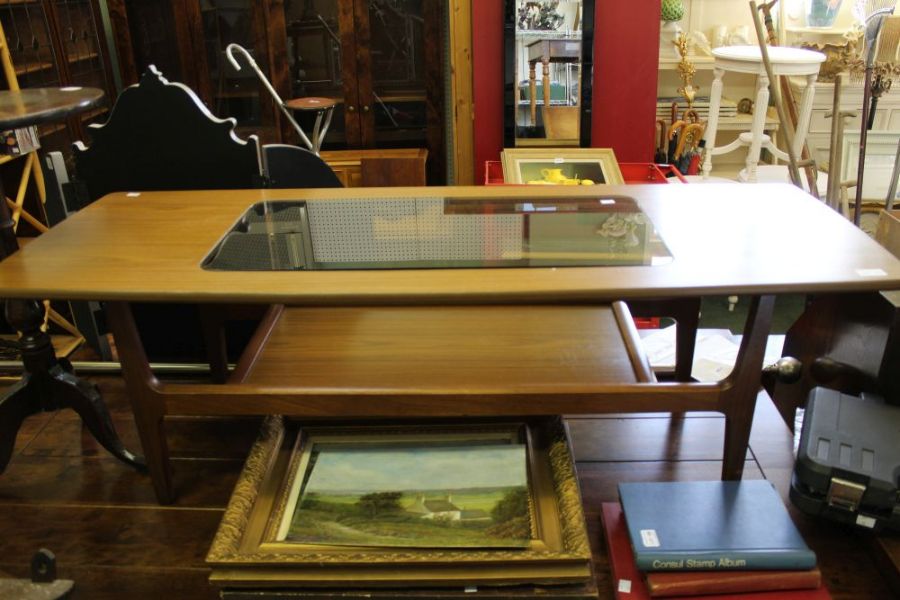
[712,45,826,65]
[285,97,338,111]
[0,87,104,129]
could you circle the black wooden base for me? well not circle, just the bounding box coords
[0,298,144,473]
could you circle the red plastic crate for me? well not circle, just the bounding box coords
[633,317,661,329]
[484,161,686,185]
[620,162,688,184]
[484,160,509,185]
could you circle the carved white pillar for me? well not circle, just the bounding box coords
[793,72,818,159]
[702,66,725,179]
[745,72,771,183]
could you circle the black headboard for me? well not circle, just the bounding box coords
[74,65,263,202]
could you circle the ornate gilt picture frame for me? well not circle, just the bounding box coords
[501,147,624,185]
[207,417,592,590]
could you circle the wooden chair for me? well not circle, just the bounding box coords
[71,66,267,378]
[74,66,263,200]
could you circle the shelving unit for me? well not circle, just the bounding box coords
[0,0,116,167]
[656,0,823,174]
[658,55,714,70]
[658,1,898,180]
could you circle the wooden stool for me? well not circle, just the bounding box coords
[284,96,337,155]
[702,46,825,182]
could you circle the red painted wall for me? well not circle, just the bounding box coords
[472,1,661,181]
[592,2,660,162]
[472,1,505,184]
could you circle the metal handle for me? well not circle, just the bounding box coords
[347,105,356,112]
[361,105,370,113]
[762,356,802,384]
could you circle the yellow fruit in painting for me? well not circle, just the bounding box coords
[580,179,594,185]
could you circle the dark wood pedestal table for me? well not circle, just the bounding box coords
[0,87,144,472]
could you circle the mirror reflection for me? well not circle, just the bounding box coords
[202,198,673,271]
[508,0,587,147]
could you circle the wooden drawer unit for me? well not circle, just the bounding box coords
[320,148,428,187]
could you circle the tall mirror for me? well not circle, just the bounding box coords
[504,0,593,148]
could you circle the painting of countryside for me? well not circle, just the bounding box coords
[283,442,532,548]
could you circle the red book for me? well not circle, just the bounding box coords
[646,568,822,597]
[600,502,831,600]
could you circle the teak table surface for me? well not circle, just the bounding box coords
[2,183,898,303]
[2,183,899,505]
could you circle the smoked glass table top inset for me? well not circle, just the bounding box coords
[201,196,673,271]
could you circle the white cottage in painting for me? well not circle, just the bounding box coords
[406,493,491,523]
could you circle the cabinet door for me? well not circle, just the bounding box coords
[283,0,444,181]
[1,2,61,89]
[0,1,114,159]
[356,0,438,152]
[200,0,279,138]
[283,0,361,148]
[45,0,116,129]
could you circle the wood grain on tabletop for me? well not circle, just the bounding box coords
[1,184,898,303]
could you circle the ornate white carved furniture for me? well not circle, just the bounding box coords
[702,45,826,182]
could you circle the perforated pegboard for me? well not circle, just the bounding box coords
[307,198,419,263]
[414,199,522,261]
[306,198,523,263]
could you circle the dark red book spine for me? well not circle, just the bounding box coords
[646,568,822,597]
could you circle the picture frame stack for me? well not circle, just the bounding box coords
[206,416,597,598]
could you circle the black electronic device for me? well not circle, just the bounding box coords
[790,387,900,532]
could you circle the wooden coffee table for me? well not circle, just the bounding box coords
[1,183,898,504]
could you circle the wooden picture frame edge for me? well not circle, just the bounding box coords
[500,147,624,185]
[206,417,593,588]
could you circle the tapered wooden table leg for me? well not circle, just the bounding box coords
[529,62,537,125]
[720,294,776,480]
[106,301,175,504]
[542,58,551,113]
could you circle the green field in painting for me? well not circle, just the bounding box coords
[311,490,502,512]
[286,487,530,548]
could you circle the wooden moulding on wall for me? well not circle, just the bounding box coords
[448,0,475,185]
[206,416,594,592]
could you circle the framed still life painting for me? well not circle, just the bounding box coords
[501,147,624,185]
[206,417,593,591]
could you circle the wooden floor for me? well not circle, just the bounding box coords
[0,375,897,599]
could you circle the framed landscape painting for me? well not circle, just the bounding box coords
[206,417,594,589]
[501,147,624,185]
[276,430,532,548]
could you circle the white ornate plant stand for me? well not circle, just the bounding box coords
[702,45,826,182]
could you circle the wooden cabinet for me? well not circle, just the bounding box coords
[320,148,427,187]
[0,0,116,161]
[107,0,276,137]
[108,0,446,183]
